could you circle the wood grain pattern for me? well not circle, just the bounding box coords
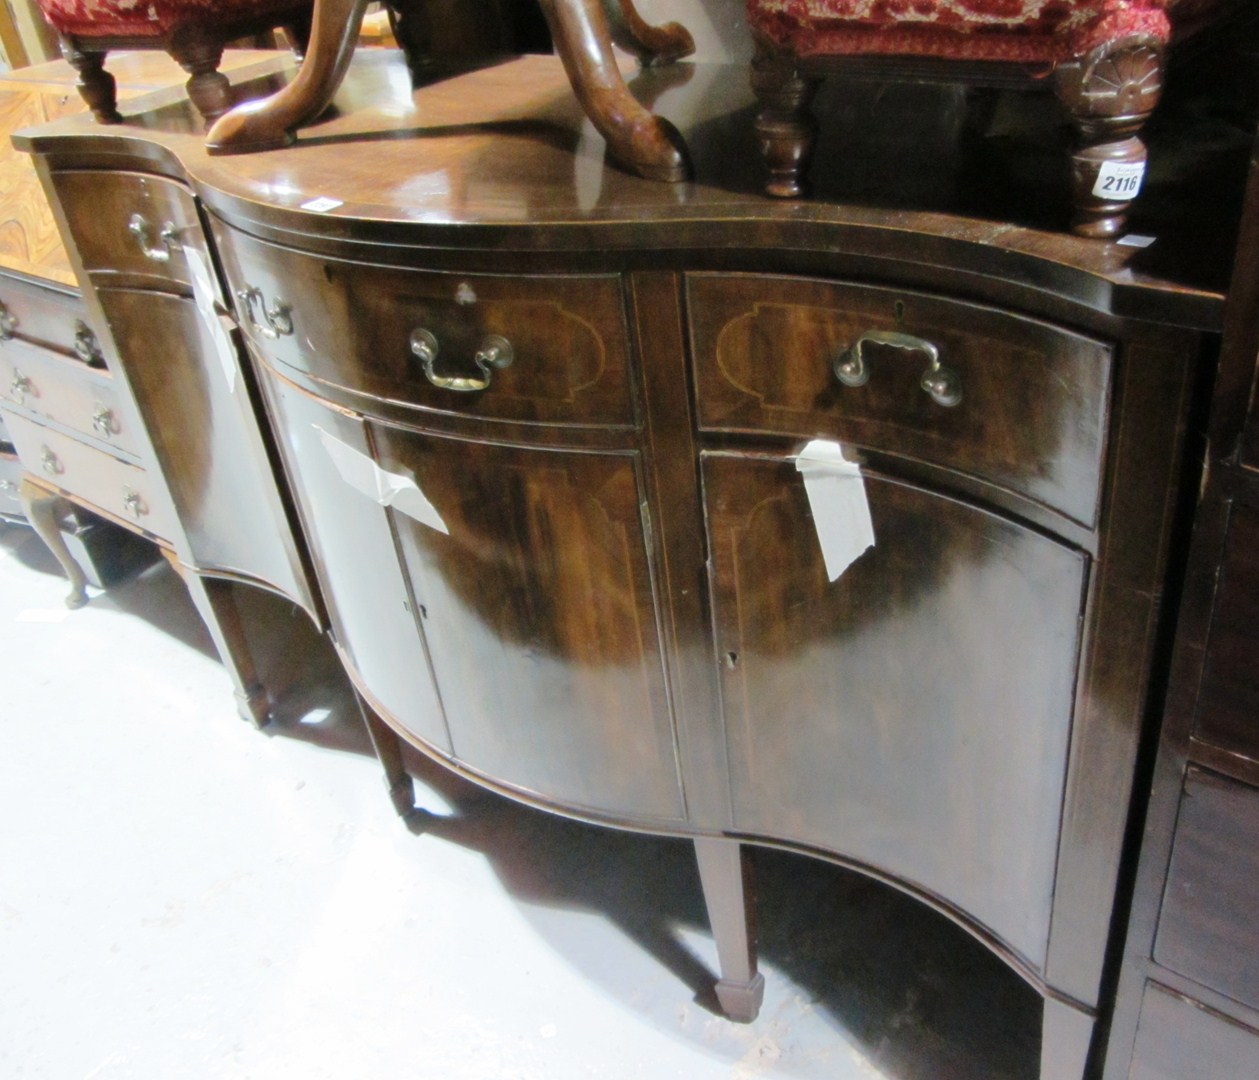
[688,272,1112,527]
[373,420,685,823]
[703,449,1086,971]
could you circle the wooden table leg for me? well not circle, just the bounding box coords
[18,477,88,609]
[162,551,270,727]
[538,0,693,182]
[353,688,416,819]
[694,836,766,1022]
[205,0,370,154]
[1041,995,1096,1080]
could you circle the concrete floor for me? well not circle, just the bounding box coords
[0,521,1040,1080]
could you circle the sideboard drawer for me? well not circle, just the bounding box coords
[51,169,210,292]
[1129,983,1259,1080]
[0,340,137,456]
[687,273,1112,527]
[215,227,635,429]
[0,274,98,359]
[0,449,21,514]
[1154,767,1259,1011]
[3,411,175,542]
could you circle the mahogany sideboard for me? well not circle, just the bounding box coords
[13,45,1259,1080]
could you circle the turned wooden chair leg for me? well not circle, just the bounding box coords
[18,477,88,609]
[205,0,370,154]
[1054,35,1164,239]
[59,38,122,125]
[1041,995,1096,1080]
[537,0,692,182]
[751,38,820,199]
[694,837,765,1022]
[353,689,416,819]
[604,0,694,67]
[168,27,233,125]
[162,551,271,727]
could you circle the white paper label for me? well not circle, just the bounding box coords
[795,439,875,583]
[316,426,448,534]
[184,245,239,394]
[1117,234,1157,249]
[300,196,344,213]
[1092,160,1145,200]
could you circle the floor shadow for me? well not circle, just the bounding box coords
[395,750,1041,1080]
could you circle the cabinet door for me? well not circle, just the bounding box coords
[257,369,450,753]
[98,287,314,613]
[370,422,684,824]
[703,451,1087,970]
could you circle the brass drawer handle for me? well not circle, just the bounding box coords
[122,487,147,518]
[73,321,104,366]
[39,445,63,477]
[833,330,962,408]
[92,404,117,438]
[410,328,514,393]
[9,369,32,403]
[237,286,293,340]
[0,301,17,340]
[128,213,181,262]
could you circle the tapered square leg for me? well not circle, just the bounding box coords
[694,837,765,1023]
[353,689,416,819]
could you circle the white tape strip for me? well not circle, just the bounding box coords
[315,426,448,534]
[795,439,875,582]
[184,245,239,395]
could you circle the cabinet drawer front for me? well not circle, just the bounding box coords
[0,340,137,455]
[0,274,97,358]
[51,170,209,291]
[688,273,1112,527]
[1129,983,1259,1080]
[3,411,175,541]
[0,450,21,515]
[704,450,1087,969]
[1193,502,1259,763]
[215,228,635,428]
[1154,767,1259,1011]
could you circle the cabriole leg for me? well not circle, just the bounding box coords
[18,477,88,609]
[536,0,692,182]
[694,836,765,1022]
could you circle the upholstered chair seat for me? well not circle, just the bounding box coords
[34,0,313,126]
[746,0,1236,236]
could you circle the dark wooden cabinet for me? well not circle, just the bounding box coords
[1104,128,1259,1078]
[13,45,1259,1080]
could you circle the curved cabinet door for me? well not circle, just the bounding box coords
[98,287,314,614]
[703,451,1088,973]
[369,422,685,825]
[256,367,450,754]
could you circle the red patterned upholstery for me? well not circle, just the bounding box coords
[36,0,294,40]
[748,1,1214,64]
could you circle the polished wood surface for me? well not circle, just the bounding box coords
[217,227,636,429]
[1153,767,1259,1012]
[1128,984,1259,1080]
[15,46,1258,1079]
[703,450,1085,971]
[688,272,1112,527]
[0,51,280,285]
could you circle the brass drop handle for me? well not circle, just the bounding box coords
[73,321,104,366]
[40,446,62,476]
[128,213,180,262]
[833,330,963,408]
[122,487,146,518]
[237,286,293,340]
[410,328,514,393]
[92,404,116,438]
[9,369,32,402]
[0,300,17,340]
